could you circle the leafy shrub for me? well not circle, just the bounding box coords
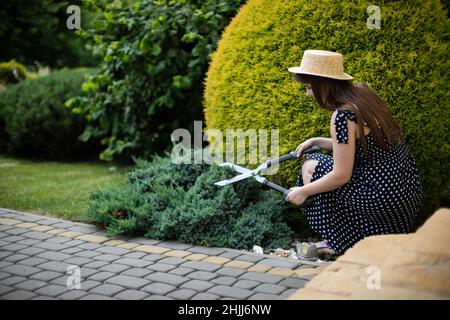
[0,0,97,68]
[0,68,100,159]
[83,152,296,250]
[68,0,245,161]
[0,60,27,84]
[204,0,450,224]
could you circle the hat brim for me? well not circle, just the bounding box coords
[288,67,353,80]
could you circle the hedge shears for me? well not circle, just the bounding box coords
[214,146,320,207]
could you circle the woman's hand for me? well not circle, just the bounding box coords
[296,138,316,157]
[285,187,309,206]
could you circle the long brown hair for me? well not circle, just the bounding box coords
[294,73,402,154]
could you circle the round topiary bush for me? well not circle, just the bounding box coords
[0,68,100,159]
[204,0,450,224]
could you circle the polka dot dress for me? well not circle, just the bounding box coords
[295,109,422,253]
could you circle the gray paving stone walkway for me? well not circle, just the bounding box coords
[0,208,326,300]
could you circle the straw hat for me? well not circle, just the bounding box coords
[288,50,353,80]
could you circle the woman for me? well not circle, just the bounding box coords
[285,50,422,254]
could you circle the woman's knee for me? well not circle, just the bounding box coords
[302,159,318,185]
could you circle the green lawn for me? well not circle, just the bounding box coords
[0,154,130,221]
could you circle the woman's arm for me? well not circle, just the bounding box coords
[286,111,356,204]
[311,137,333,151]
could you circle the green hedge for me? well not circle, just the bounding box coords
[68,0,245,161]
[0,68,100,159]
[204,0,450,223]
[83,151,298,250]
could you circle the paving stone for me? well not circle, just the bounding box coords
[257,258,301,269]
[35,242,67,252]
[144,295,174,300]
[36,219,61,226]
[69,279,100,291]
[93,254,121,262]
[79,267,98,279]
[141,253,165,262]
[147,263,176,272]
[2,243,27,252]
[181,280,214,292]
[168,289,197,300]
[76,234,109,244]
[187,271,218,281]
[67,225,101,234]
[121,268,153,278]
[14,279,47,291]
[74,250,102,259]
[0,271,11,280]
[181,261,221,272]
[12,214,41,223]
[60,247,84,254]
[122,252,147,259]
[90,284,126,296]
[4,253,29,263]
[142,283,176,295]
[169,267,194,276]
[99,264,130,274]
[211,276,237,286]
[52,222,75,229]
[0,251,13,260]
[2,264,41,277]
[248,264,272,273]
[58,290,89,300]
[1,290,36,300]
[17,239,42,247]
[254,283,286,295]
[0,284,13,296]
[279,277,309,289]
[224,260,254,269]
[114,257,153,268]
[5,228,29,235]
[83,260,109,269]
[207,285,253,299]
[88,271,116,282]
[36,251,72,261]
[0,261,13,269]
[235,254,265,263]
[146,272,189,287]
[77,243,102,250]
[30,271,62,282]
[116,243,140,250]
[158,257,187,266]
[281,288,297,297]
[1,276,28,286]
[2,235,26,243]
[239,272,283,284]
[63,240,86,247]
[79,294,118,300]
[114,290,149,300]
[95,246,129,256]
[29,225,54,232]
[34,285,69,297]
[36,261,70,273]
[22,231,54,240]
[0,240,9,247]
[164,250,191,258]
[17,247,46,256]
[105,275,150,290]
[47,236,73,244]
[64,257,94,267]
[191,292,220,300]
[46,229,67,235]
[185,253,208,261]
[248,293,284,300]
[203,256,231,265]
[188,246,226,256]
[233,279,260,290]
[216,267,246,278]
[18,257,48,267]
[128,238,161,246]
[133,245,169,255]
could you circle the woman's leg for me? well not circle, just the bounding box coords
[301,159,319,185]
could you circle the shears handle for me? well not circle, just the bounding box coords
[264,180,314,208]
[265,145,320,168]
